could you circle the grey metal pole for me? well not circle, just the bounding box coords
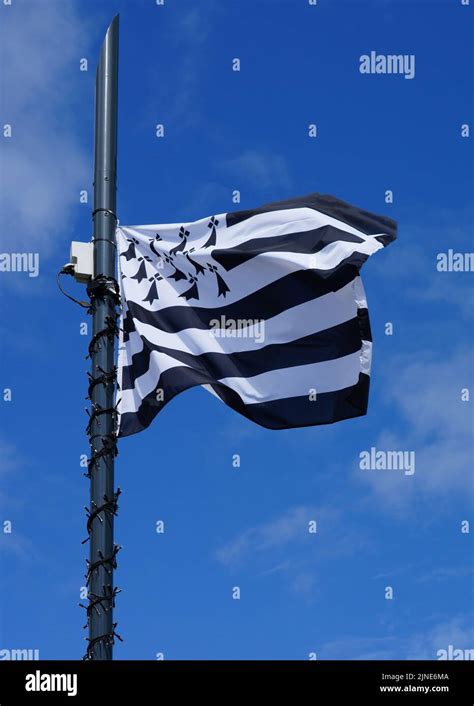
[85,14,120,661]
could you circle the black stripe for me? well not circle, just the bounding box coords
[226,192,397,242]
[123,254,367,340]
[357,307,372,342]
[118,371,370,437]
[121,316,366,391]
[212,224,364,272]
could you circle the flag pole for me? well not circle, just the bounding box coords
[85,14,120,660]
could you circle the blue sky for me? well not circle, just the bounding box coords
[0,0,473,660]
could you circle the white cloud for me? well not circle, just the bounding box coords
[0,0,92,256]
[358,348,474,511]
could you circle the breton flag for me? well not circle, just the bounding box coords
[116,193,396,437]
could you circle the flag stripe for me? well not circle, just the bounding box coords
[226,192,396,240]
[211,224,365,271]
[119,343,371,417]
[121,315,369,391]
[121,278,366,362]
[118,369,370,436]
[122,256,367,339]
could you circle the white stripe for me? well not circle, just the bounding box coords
[118,214,227,244]
[218,348,369,405]
[119,208,324,250]
[221,207,379,248]
[360,340,372,375]
[353,275,368,309]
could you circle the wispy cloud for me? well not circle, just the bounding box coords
[215,505,326,569]
[416,565,474,584]
[371,562,473,584]
[0,438,22,511]
[145,1,220,131]
[0,0,92,256]
[358,347,474,512]
[320,615,474,660]
[218,149,292,191]
[0,436,37,563]
[0,438,20,477]
[215,504,370,599]
[369,216,474,321]
[0,531,37,562]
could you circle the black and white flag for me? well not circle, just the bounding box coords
[116,193,396,437]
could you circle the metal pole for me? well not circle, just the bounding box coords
[86,14,120,660]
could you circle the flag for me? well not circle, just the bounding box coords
[116,193,396,437]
